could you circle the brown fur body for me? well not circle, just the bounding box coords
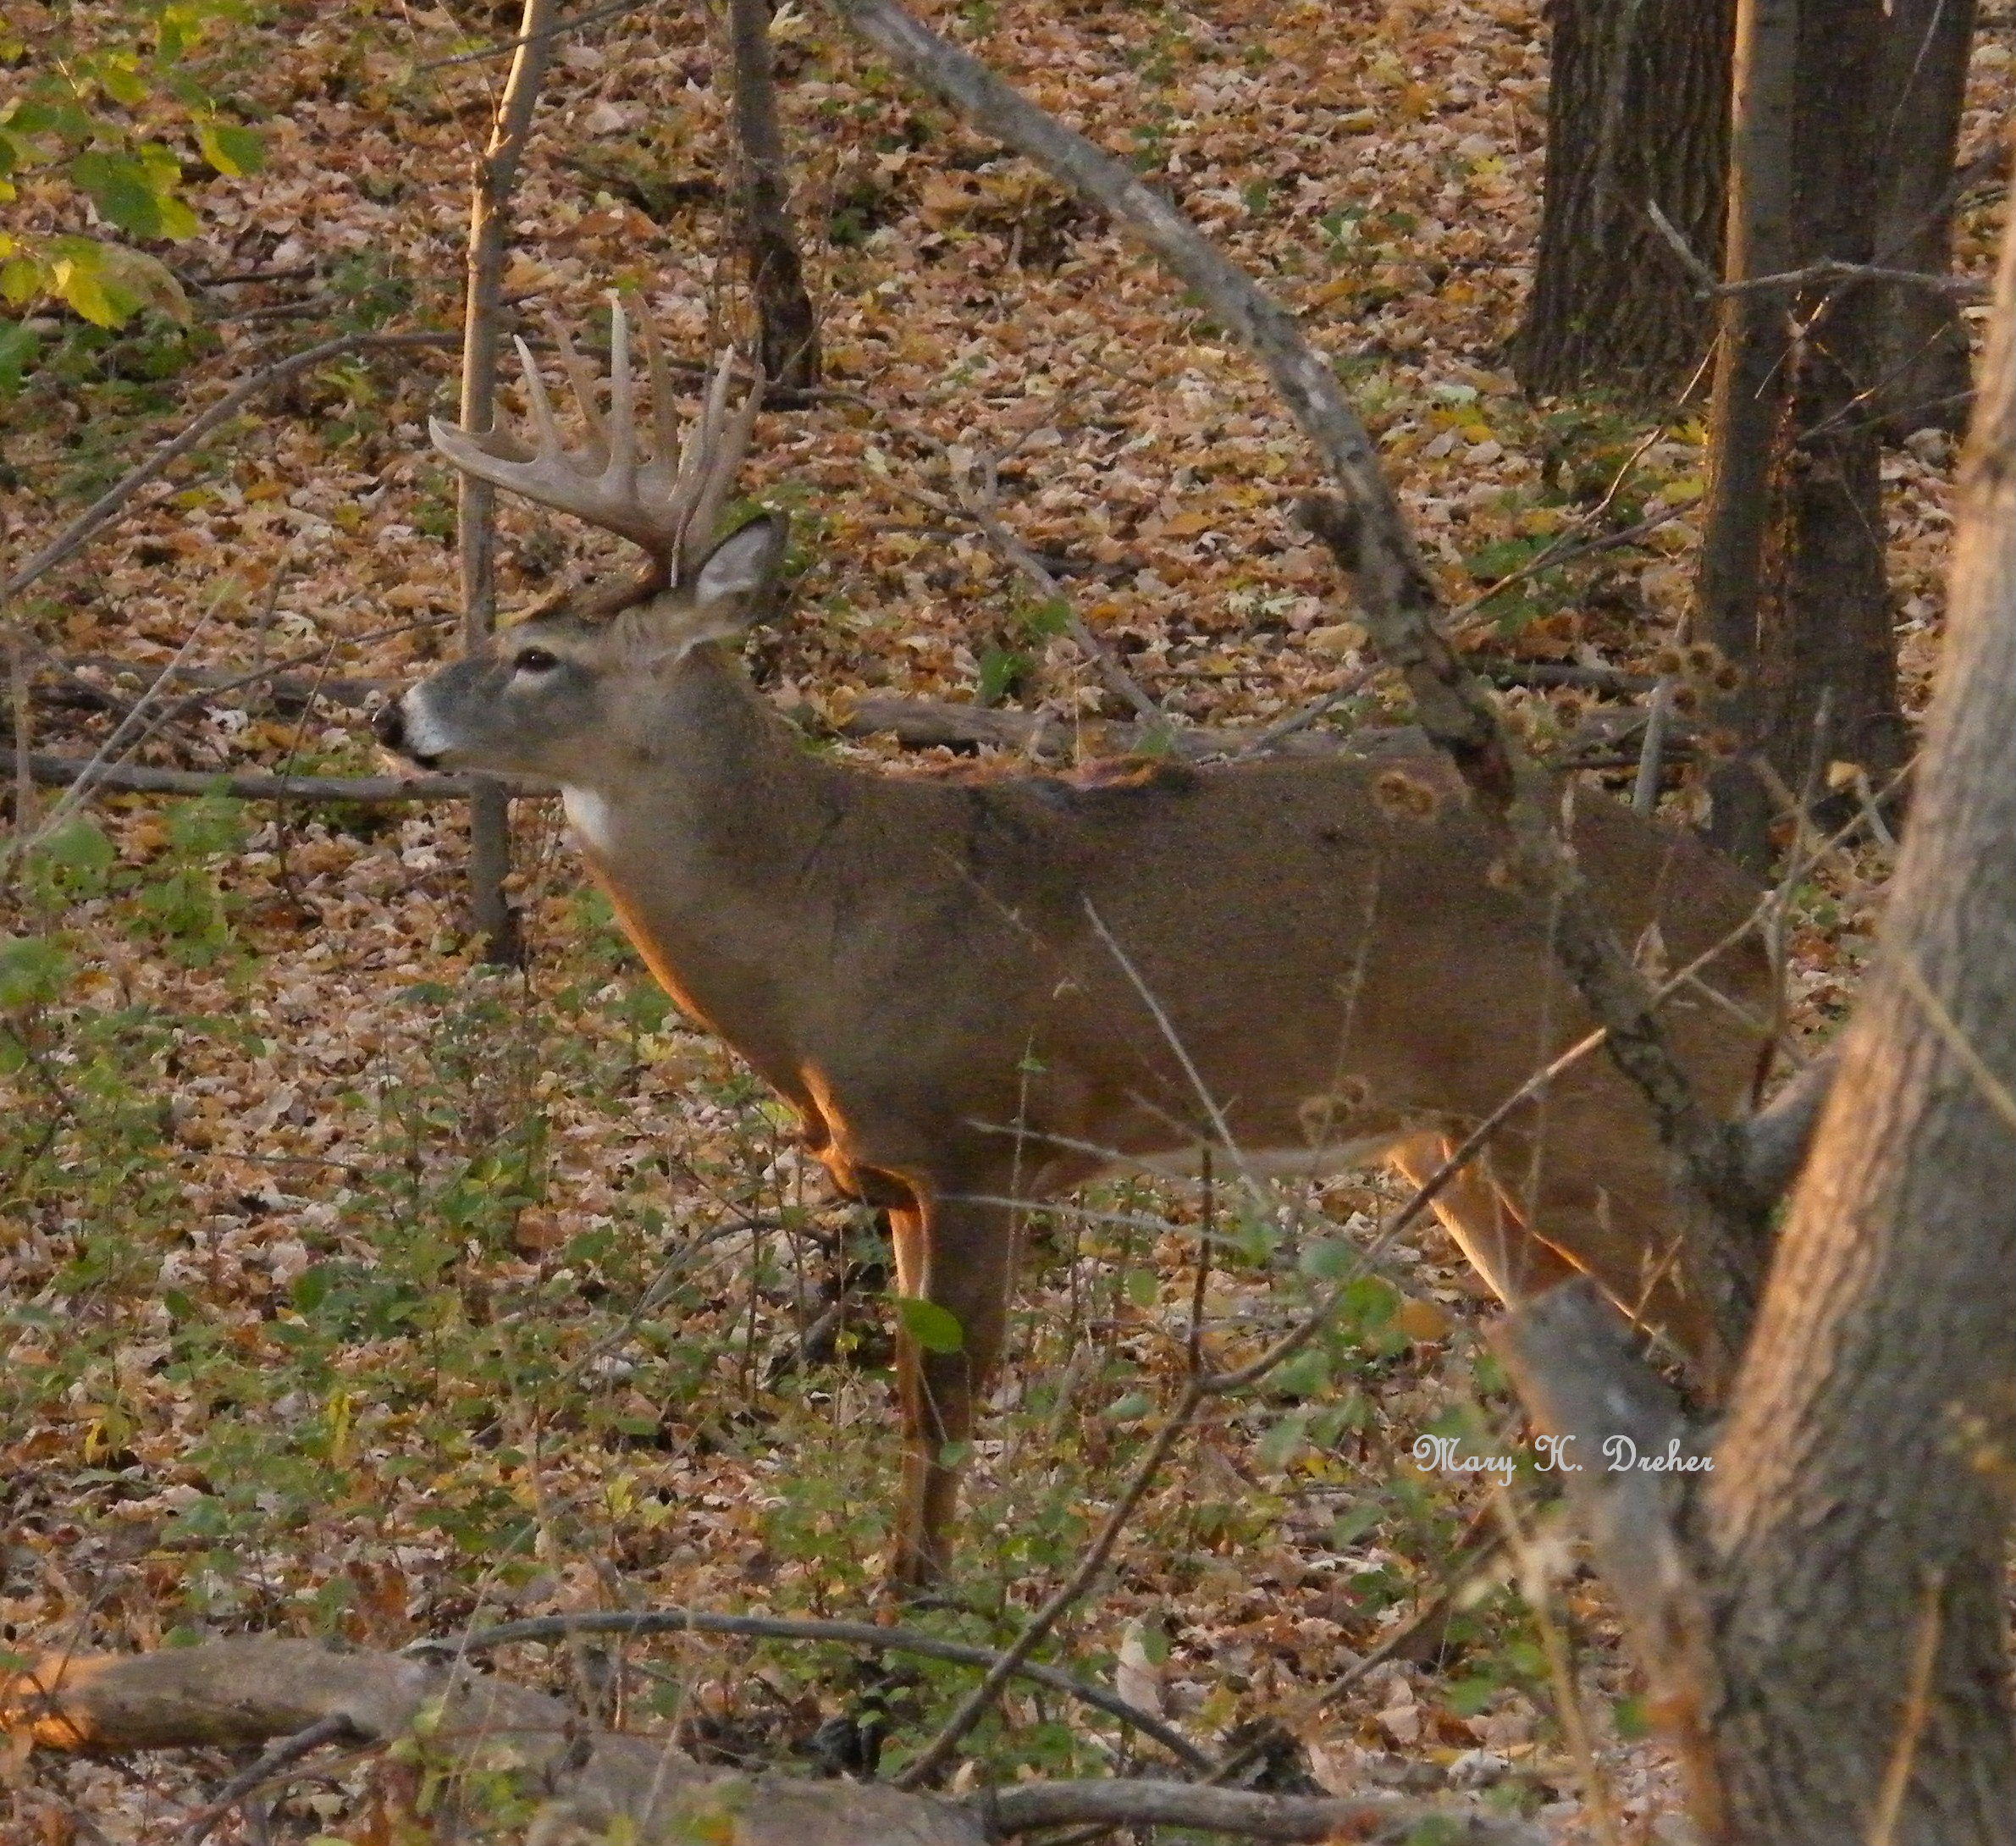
[386,549,1769,1585]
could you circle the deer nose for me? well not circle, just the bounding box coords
[373,699,407,753]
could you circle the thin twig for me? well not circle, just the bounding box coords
[1648,196,1986,304]
[895,1377,1209,1788]
[1222,662,1378,761]
[177,1713,356,1846]
[1632,677,1675,815]
[1868,1567,1947,1846]
[3,514,32,852]
[889,420,1165,724]
[419,0,648,71]
[5,610,214,873]
[10,753,523,804]
[434,1607,1212,1771]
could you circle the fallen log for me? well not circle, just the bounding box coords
[3,1637,1544,1845]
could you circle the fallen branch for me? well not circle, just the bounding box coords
[3,1638,1542,1844]
[985,1779,1540,1843]
[179,1711,356,1846]
[13,752,519,804]
[1490,1282,1717,1807]
[442,1606,1214,1774]
[1471,658,1654,695]
[3,332,457,601]
[833,694,1417,760]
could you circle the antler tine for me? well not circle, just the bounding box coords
[605,294,638,495]
[512,334,566,459]
[428,299,760,578]
[682,362,767,576]
[662,350,738,567]
[621,290,683,491]
[548,318,610,469]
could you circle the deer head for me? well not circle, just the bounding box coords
[374,299,781,784]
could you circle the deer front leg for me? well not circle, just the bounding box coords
[886,1191,1020,1591]
[1386,1131,1581,1304]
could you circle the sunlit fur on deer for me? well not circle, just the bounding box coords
[378,301,1771,1589]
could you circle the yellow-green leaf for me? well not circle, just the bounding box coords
[196,120,263,178]
[52,251,125,327]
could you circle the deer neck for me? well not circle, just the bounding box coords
[556,644,855,1069]
[561,643,845,908]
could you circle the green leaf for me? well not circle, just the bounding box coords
[1019,595,1072,639]
[1257,1406,1311,1472]
[1444,1673,1498,1717]
[1123,1268,1158,1309]
[893,1296,964,1354]
[977,644,1029,705]
[1270,1348,1330,1400]
[154,191,200,240]
[3,100,64,139]
[0,318,38,394]
[0,935,75,1009]
[1103,1390,1155,1423]
[196,121,263,178]
[75,156,168,239]
[1341,1274,1398,1329]
[94,55,151,108]
[1298,1235,1357,1282]
[1328,1500,1381,1547]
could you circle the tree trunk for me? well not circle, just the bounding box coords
[1514,0,1735,404]
[1506,190,2016,1845]
[1691,186,2016,1844]
[1870,0,1979,439]
[726,0,820,392]
[455,0,557,964]
[1694,0,1905,868]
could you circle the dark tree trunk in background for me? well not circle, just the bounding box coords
[1509,195,2016,1846]
[1871,0,1979,439]
[726,0,821,391]
[1689,193,2016,1844]
[1695,0,1905,868]
[1515,0,1736,404]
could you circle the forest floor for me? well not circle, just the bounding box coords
[3,1,2010,1841]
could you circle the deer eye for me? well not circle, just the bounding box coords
[513,646,561,676]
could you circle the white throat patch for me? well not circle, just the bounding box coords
[561,786,617,855]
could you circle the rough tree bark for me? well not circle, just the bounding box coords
[455,0,559,963]
[1507,182,2016,1846]
[1687,164,2016,1845]
[1515,0,1736,404]
[726,0,820,390]
[1694,0,1906,869]
[1870,0,1980,439]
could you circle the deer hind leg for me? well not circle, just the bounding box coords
[1385,1131,1582,1305]
[886,1190,1021,1591]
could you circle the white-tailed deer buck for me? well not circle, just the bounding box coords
[378,301,1771,1588]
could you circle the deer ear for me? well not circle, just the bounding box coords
[693,513,788,616]
[633,514,789,664]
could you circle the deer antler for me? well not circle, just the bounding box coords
[429,294,765,586]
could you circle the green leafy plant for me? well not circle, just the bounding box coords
[0,1,267,356]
